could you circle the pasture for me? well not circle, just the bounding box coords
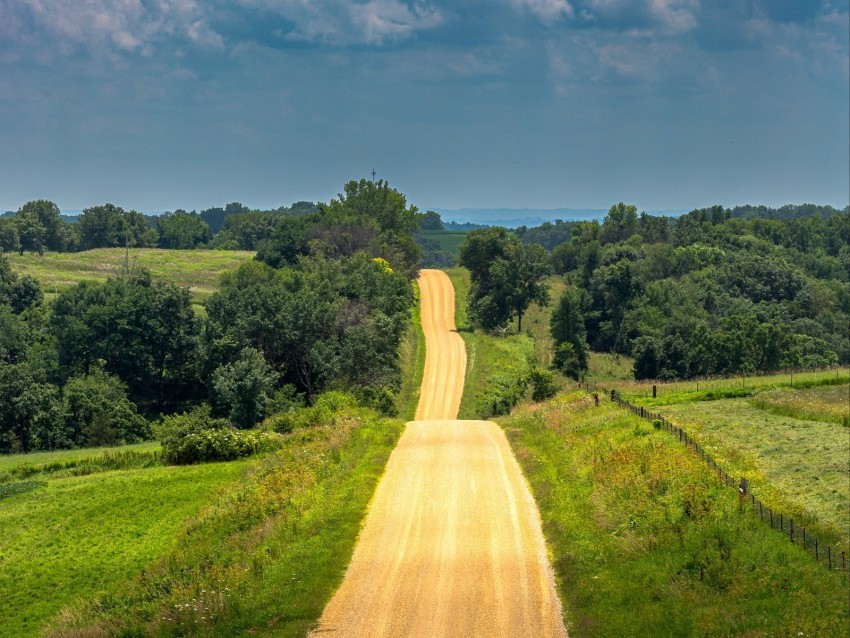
[7,248,255,311]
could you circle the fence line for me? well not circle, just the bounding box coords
[586,385,848,576]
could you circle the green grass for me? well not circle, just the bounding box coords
[396,280,426,420]
[0,441,160,473]
[751,384,850,426]
[500,392,849,637]
[444,267,537,419]
[0,460,248,637]
[587,351,636,383]
[658,396,850,546]
[417,230,468,255]
[7,248,255,312]
[45,411,405,637]
[613,368,850,403]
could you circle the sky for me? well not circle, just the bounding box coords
[1,0,848,215]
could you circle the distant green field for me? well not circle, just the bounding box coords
[0,460,247,637]
[418,230,468,255]
[7,248,255,310]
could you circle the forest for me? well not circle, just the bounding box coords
[0,180,419,453]
[0,190,846,453]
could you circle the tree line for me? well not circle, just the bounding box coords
[0,179,420,453]
[0,199,320,255]
[459,203,849,382]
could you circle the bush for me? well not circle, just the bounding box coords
[529,367,558,402]
[156,405,280,465]
[266,391,360,434]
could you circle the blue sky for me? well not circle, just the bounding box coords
[1,0,848,214]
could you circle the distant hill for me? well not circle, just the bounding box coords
[432,207,684,228]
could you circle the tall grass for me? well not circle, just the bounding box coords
[501,393,849,637]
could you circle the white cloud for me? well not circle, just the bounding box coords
[236,0,442,46]
[649,0,698,33]
[513,0,574,23]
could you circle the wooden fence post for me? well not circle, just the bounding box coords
[653,384,657,398]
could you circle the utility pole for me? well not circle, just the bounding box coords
[371,168,376,183]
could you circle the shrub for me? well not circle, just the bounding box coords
[528,367,558,402]
[156,405,279,465]
[266,391,360,434]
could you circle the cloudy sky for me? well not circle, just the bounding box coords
[1,0,848,213]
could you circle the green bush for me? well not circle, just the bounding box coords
[266,391,360,434]
[528,367,558,402]
[156,405,279,465]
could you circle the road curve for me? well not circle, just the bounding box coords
[309,269,567,638]
[415,269,467,421]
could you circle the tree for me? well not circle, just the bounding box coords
[550,288,588,380]
[15,210,46,255]
[460,228,550,331]
[419,210,444,231]
[0,218,20,254]
[157,211,213,249]
[63,369,149,445]
[51,270,200,411]
[213,347,277,428]
[78,204,156,250]
[17,200,65,251]
[600,202,638,244]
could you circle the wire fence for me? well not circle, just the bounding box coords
[591,386,849,576]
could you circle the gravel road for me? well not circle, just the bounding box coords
[309,269,567,637]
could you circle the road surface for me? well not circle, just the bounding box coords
[310,269,567,638]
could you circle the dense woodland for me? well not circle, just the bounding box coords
[466,203,849,381]
[0,180,419,452]
[0,190,846,453]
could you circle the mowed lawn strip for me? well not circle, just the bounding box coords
[501,393,849,637]
[0,461,247,637]
[659,396,850,545]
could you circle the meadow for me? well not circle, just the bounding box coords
[656,392,849,546]
[0,459,247,637]
[7,248,255,311]
[416,230,468,255]
[501,392,849,637]
[45,411,404,637]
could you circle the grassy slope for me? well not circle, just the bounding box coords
[0,441,159,474]
[501,392,849,637]
[47,413,405,637]
[7,248,254,311]
[395,280,426,420]
[0,460,247,637]
[657,393,849,546]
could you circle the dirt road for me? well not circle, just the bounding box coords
[310,269,566,638]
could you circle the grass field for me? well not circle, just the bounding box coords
[7,248,255,311]
[657,393,849,546]
[417,230,468,256]
[0,459,248,637]
[501,392,849,637]
[752,384,850,426]
[42,410,404,637]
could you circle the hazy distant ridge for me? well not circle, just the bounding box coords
[432,207,685,228]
